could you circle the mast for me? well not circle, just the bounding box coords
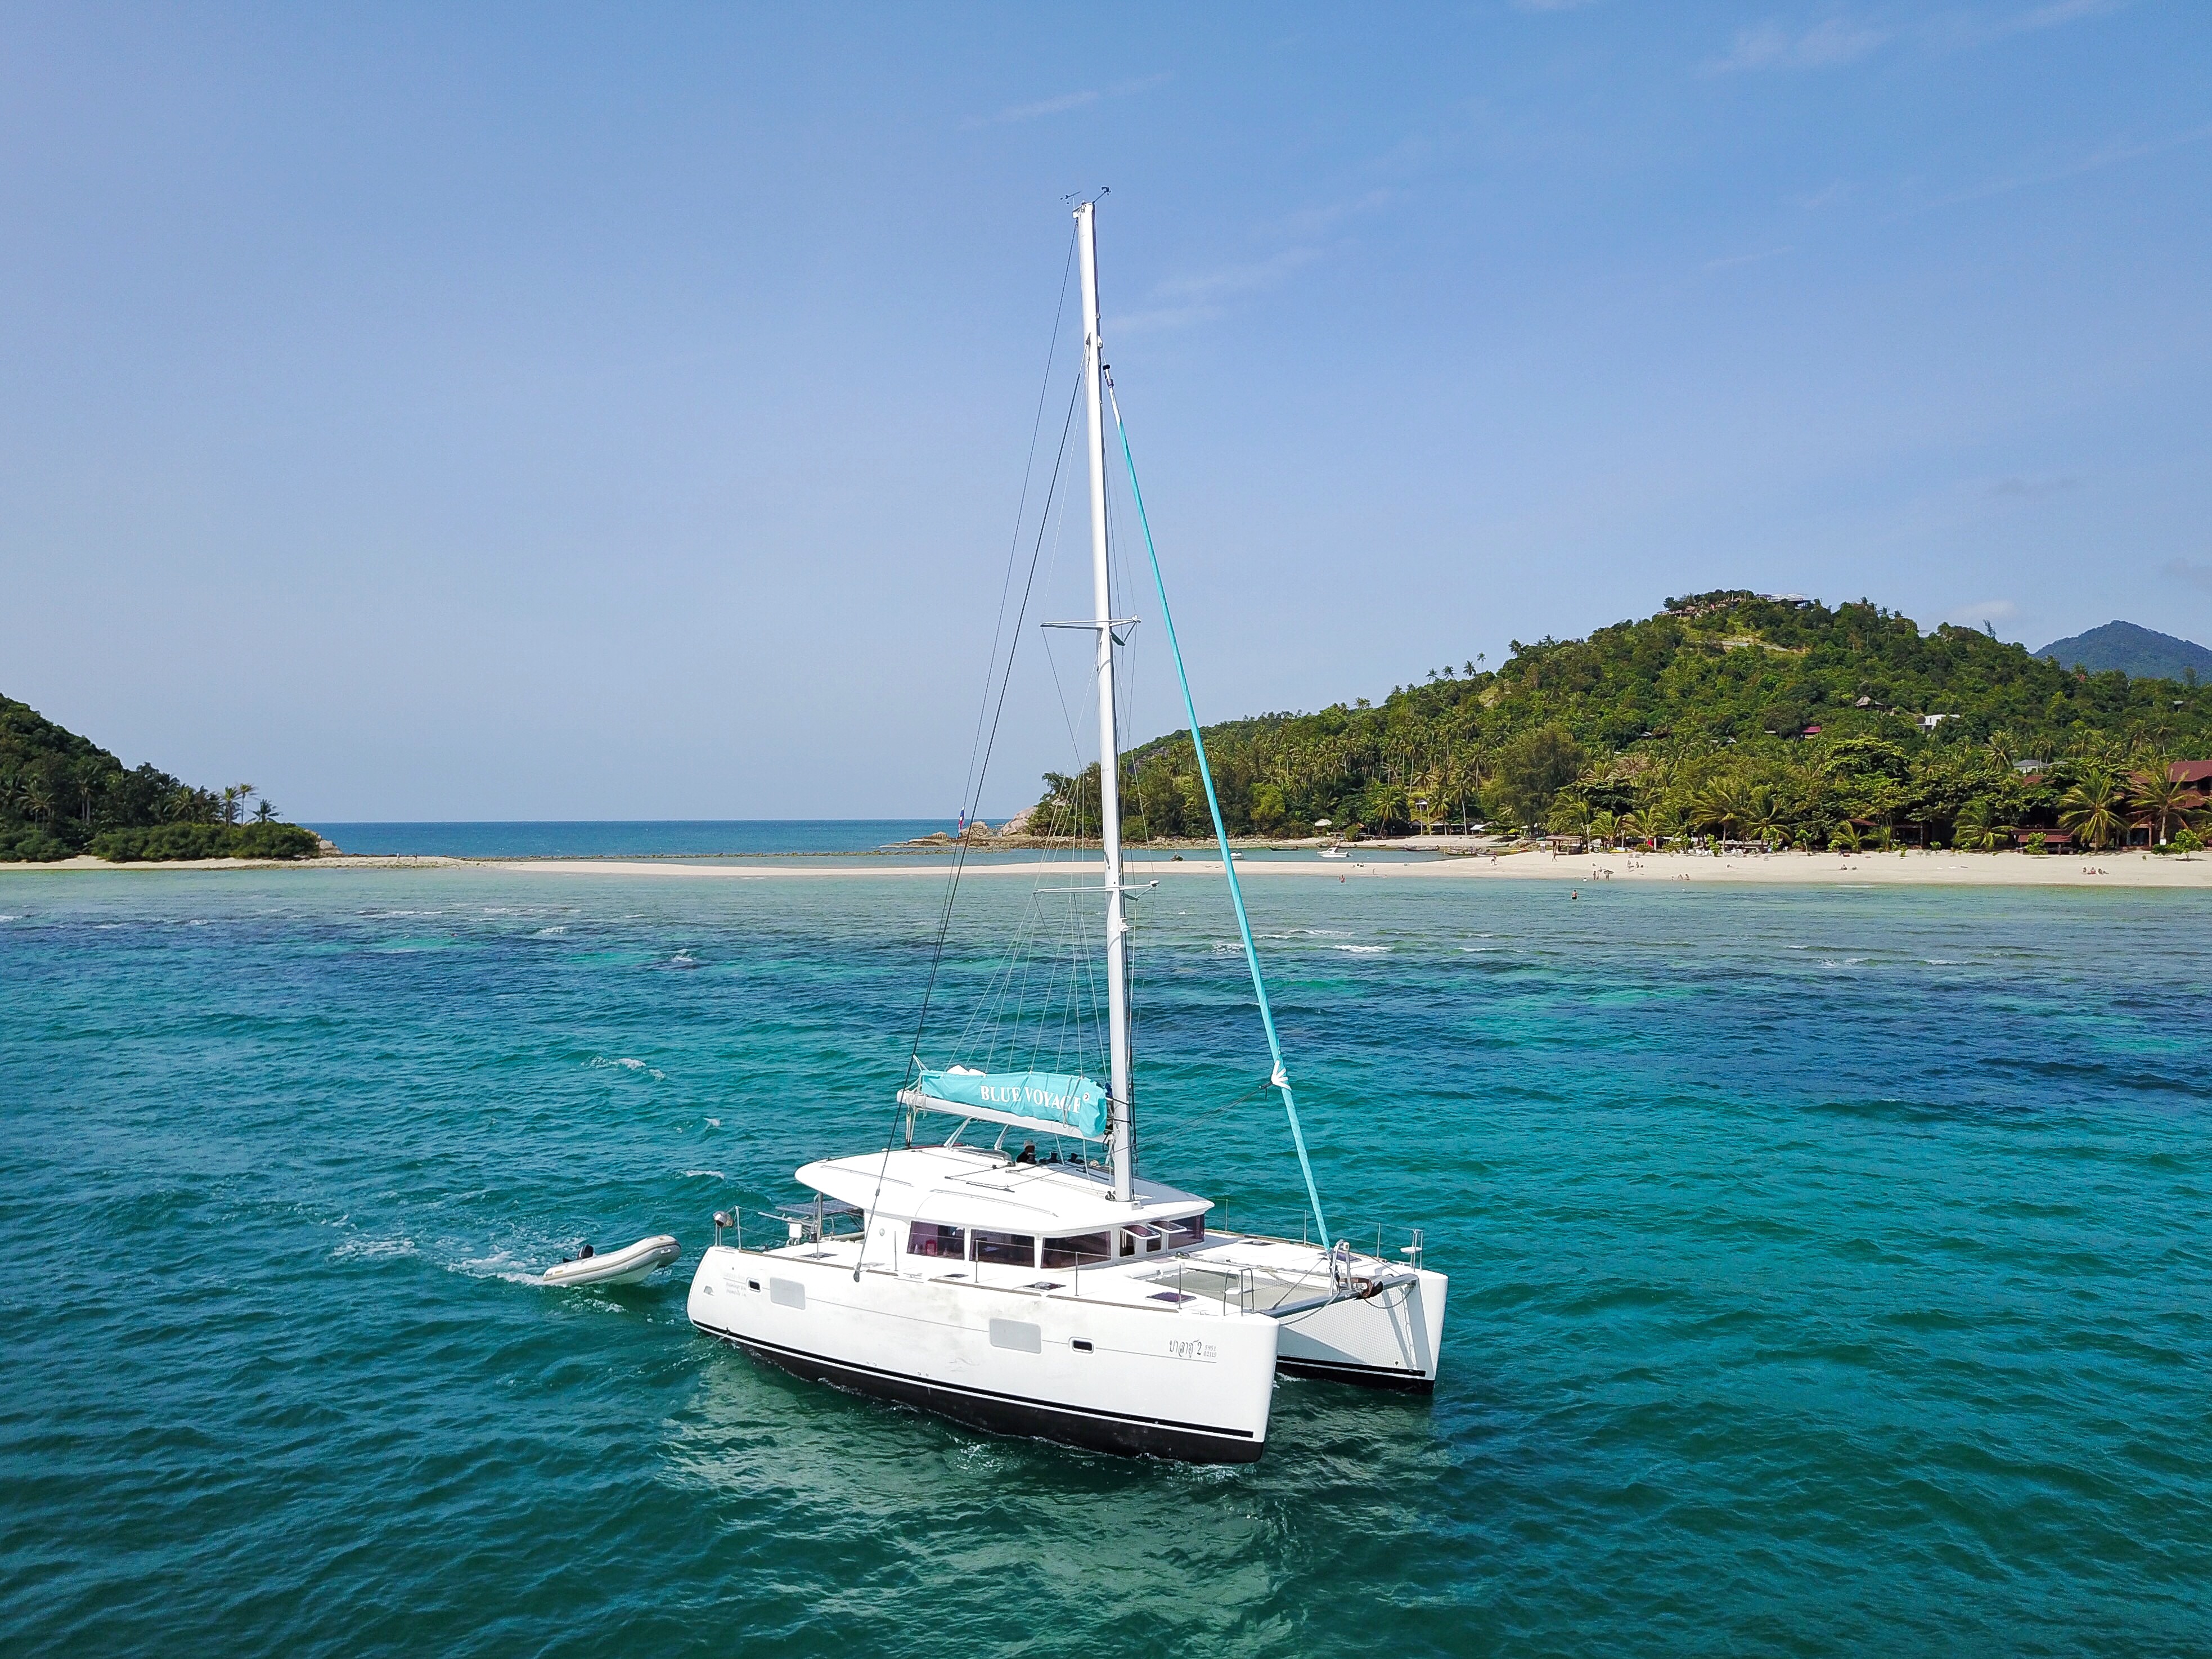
[1076,199,1135,1203]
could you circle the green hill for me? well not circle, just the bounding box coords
[1034,591,2212,851]
[1,695,319,862]
[2034,621,2212,681]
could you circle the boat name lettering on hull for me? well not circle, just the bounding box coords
[1166,1338,1217,1363]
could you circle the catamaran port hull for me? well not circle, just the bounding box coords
[687,1244,1278,1464]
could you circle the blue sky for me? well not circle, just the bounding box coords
[3,2,2206,819]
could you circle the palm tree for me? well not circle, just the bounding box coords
[1615,810,1645,847]
[252,798,278,824]
[1831,820,1864,852]
[2058,770,2127,850]
[1545,793,1593,840]
[1693,779,1748,841]
[1952,797,2007,852]
[1747,789,1788,848]
[2129,764,2201,845]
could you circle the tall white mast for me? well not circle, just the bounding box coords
[1076,200,1135,1202]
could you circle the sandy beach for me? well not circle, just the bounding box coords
[498,848,2212,888]
[18,847,2206,888]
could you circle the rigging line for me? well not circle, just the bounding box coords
[1105,375,1333,1251]
[852,366,1083,1285]
[1040,631,1091,797]
[954,229,1078,823]
[1131,1075,1284,1152]
[905,364,1082,1082]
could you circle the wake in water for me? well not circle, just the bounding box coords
[589,1056,667,1081]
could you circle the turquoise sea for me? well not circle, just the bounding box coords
[4,864,2207,1656]
[304,820,950,858]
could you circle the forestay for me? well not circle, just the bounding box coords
[899,1067,1109,1140]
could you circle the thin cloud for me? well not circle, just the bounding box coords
[1115,246,1326,334]
[1704,244,1795,272]
[1972,0,2132,44]
[1989,475,2080,499]
[1946,599,2020,626]
[2162,559,2212,594]
[1714,1,2127,82]
[1279,188,1399,241]
[1926,122,2212,209]
[1794,181,1857,210]
[981,89,1098,127]
[961,73,1169,130]
[1153,246,1325,305]
[1112,186,1402,334]
[1710,15,1887,73]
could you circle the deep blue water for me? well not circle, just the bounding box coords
[3,867,2208,1656]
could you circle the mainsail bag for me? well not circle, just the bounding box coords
[901,1068,1109,1140]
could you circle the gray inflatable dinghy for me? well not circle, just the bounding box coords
[541,1235,680,1287]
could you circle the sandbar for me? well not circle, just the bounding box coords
[8,848,2209,888]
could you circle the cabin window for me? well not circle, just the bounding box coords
[1041,1231,1112,1269]
[907,1222,966,1260]
[1121,1223,1164,1257]
[1163,1215,1206,1249]
[972,1230,1037,1268]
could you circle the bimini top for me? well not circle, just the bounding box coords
[797,1145,1210,1234]
[899,1067,1108,1141]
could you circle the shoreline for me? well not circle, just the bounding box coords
[8,847,2211,888]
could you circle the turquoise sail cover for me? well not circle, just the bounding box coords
[913,1069,1108,1139]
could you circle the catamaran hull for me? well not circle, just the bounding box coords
[701,1324,1266,1463]
[1273,1266,1449,1391]
[687,1246,1276,1464]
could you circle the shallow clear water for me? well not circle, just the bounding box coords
[3,869,2207,1656]
[300,819,1446,865]
[304,819,950,857]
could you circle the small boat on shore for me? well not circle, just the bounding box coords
[542,1234,680,1287]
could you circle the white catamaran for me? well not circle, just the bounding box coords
[686,201,1448,1463]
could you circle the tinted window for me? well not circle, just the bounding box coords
[1163,1215,1206,1248]
[907,1222,965,1260]
[1041,1231,1112,1269]
[972,1230,1036,1267]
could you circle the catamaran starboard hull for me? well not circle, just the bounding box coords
[689,1245,1276,1464]
[698,1323,1267,1463]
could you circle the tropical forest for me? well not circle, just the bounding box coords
[1029,592,2212,853]
[0,694,320,862]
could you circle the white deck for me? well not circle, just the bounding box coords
[797,1144,1211,1235]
